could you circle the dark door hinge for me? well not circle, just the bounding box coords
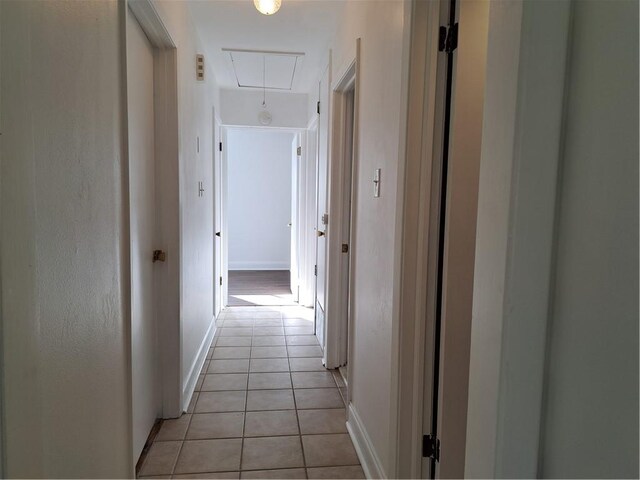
[314,265,318,276]
[422,434,440,461]
[438,23,458,53]
[219,276,223,286]
[317,101,320,115]
[219,142,223,152]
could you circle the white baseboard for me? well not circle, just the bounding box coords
[347,403,386,479]
[182,315,217,412]
[228,261,290,270]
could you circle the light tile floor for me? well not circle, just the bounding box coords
[138,306,362,479]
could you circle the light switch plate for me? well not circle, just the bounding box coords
[373,168,381,198]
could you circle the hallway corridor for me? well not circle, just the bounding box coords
[137,306,362,479]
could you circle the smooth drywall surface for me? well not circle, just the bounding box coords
[465,1,572,477]
[313,1,411,474]
[227,128,293,270]
[0,1,131,476]
[221,88,308,129]
[151,0,219,408]
[540,1,639,477]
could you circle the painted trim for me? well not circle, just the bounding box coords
[182,316,217,413]
[347,404,386,479]
[228,262,291,271]
[392,0,444,477]
[323,39,361,370]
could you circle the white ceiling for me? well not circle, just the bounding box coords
[188,0,345,94]
[227,49,302,90]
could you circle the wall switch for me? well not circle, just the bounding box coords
[373,168,381,198]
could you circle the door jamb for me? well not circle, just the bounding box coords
[324,39,360,374]
[392,0,446,477]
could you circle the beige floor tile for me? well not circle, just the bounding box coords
[241,468,306,479]
[339,387,348,405]
[301,434,359,467]
[251,346,288,358]
[241,436,304,470]
[306,466,365,479]
[202,374,248,391]
[208,359,250,374]
[253,319,283,327]
[250,358,290,373]
[186,412,244,439]
[221,320,255,327]
[216,336,252,347]
[244,410,299,437]
[248,372,292,390]
[220,328,253,337]
[138,441,181,476]
[297,409,347,435]
[281,309,313,320]
[294,389,344,409]
[288,358,326,372]
[283,318,313,327]
[285,335,319,346]
[213,347,251,359]
[195,375,204,391]
[195,391,246,413]
[287,346,323,358]
[174,473,240,479]
[187,393,198,413]
[246,389,295,411]
[253,326,285,336]
[174,438,242,474]
[284,327,315,336]
[252,336,286,347]
[331,370,346,387]
[199,360,211,376]
[138,475,172,479]
[155,414,191,441]
[291,372,336,389]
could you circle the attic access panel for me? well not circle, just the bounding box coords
[224,49,304,91]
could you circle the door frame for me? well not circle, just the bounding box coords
[324,39,360,372]
[219,125,305,307]
[393,0,490,477]
[213,107,222,318]
[127,0,181,421]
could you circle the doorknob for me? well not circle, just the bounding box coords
[153,250,166,262]
[215,232,221,237]
[316,230,325,237]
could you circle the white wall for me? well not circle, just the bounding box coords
[309,1,412,476]
[540,1,638,477]
[0,1,131,476]
[227,128,293,270]
[466,0,639,478]
[221,88,308,129]
[151,0,220,410]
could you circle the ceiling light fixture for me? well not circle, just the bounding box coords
[254,0,281,15]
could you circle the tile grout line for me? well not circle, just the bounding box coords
[289,340,309,479]
[238,355,250,475]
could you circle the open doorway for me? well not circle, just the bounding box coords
[222,127,298,307]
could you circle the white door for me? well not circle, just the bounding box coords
[127,11,160,462]
[213,115,222,317]
[290,136,300,302]
[315,65,330,346]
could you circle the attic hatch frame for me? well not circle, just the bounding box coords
[222,48,305,91]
